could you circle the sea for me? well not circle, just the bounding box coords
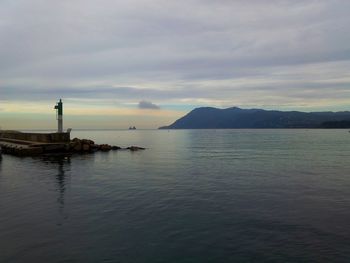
[1,129,350,262]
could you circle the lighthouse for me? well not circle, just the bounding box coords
[54,99,63,133]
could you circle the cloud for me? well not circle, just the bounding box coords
[0,0,350,115]
[138,100,160,110]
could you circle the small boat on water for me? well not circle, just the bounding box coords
[129,126,136,130]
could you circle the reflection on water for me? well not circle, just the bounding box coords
[0,154,2,175]
[43,156,71,208]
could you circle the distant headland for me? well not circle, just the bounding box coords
[159,107,350,129]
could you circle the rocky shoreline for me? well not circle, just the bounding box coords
[69,138,145,153]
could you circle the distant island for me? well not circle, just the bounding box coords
[159,107,350,129]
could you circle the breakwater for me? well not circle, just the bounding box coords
[0,131,145,156]
[0,130,70,143]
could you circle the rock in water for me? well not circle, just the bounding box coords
[73,141,82,152]
[81,139,94,145]
[127,146,145,151]
[100,144,112,151]
[91,144,100,152]
[82,144,90,152]
[112,146,121,150]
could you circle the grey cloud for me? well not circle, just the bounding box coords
[138,101,160,110]
[2,75,350,103]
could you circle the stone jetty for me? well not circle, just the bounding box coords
[0,131,145,156]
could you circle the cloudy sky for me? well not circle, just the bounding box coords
[1,0,350,129]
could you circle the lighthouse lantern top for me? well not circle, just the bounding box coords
[54,99,63,115]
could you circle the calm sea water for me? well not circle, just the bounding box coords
[1,129,350,262]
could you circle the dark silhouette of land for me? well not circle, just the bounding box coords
[159,107,350,129]
[320,120,350,128]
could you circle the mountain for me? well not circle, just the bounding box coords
[320,120,350,128]
[159,107,350,129]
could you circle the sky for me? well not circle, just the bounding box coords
[1,0,350,129]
